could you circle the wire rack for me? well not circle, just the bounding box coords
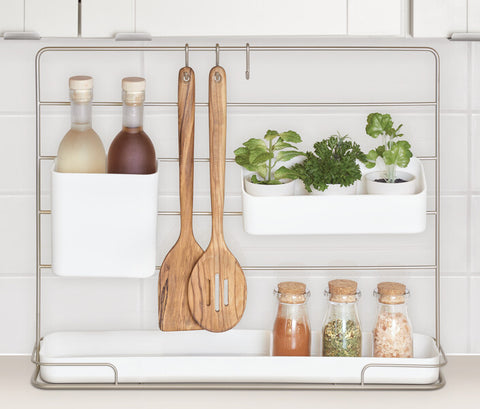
[31,44,446,390]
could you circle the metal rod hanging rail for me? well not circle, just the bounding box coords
[39,101,438,107]
[34,45,442,391]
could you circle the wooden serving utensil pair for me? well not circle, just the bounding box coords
[158,63,247,333]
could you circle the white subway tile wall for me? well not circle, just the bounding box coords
[0,0,24,35]
[135,0,348,37]
[24,0,78,37]
[81,0,135,38]
[412,0,467,37]
[0,37,476,356]
[468,0,480,32]
[347,0,404,36]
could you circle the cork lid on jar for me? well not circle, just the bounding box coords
[122,77,146,105]
[327,279,359,303]
[276,281,309,304]
[377,282,408,304]
[69,75,93,102]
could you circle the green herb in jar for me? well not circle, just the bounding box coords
[322,319,362,357]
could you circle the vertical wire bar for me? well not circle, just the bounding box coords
[34,49,42,363]
[434,49,441,347]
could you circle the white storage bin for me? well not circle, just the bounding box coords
[241,157,427,235]
[39,330,440,385]
[51,163,159,277]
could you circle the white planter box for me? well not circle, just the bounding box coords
[51,163,159,277]
[39,330,440,385]
[241,157,427,235]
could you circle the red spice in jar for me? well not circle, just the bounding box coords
[273,316,311,356]
[272,281,311,356]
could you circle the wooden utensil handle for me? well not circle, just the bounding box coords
[208,66,227,241]
[178,67,195,235]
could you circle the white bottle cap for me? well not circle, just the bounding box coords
[122,77,145,105]
[69,76,93,102]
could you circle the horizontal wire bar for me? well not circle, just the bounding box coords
[38,101,437,108]
[39,210,437,216]
[240,265,437,271]
[157,211,241,216]
[39,264,437,271]
[37,46,440,52]
[38,156,436,162]
[38,210,242,216]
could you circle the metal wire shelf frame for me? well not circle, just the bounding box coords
[31,44,445,390]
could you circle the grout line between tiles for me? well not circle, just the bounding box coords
[346,0,349,35]
[139,278,146,329]
[134,0,137,34]
[77,0,81,37]
[467,41,473,353]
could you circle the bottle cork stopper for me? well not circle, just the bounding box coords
[69,76,93,103]
[328,279,358,303]
[69,75,93,90]
[122,77,145,105]
[277,281,307,304]
[377,282,407,304]
[122,77,146,92]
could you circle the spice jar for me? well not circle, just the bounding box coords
[322,279,362,357]
[373,282,413,358]
[272,281,311,356]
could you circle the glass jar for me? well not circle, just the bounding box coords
[373,282,413,358]
[272,281,311,356]
[322,279,362,357]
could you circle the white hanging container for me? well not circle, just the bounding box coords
[51,162,159,277]
[241,157,427,235]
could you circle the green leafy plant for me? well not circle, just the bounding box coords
[290,133,367,193]
[364,113,413,183]
[234,130,304,185]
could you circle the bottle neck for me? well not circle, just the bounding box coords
[324,300,360,323]
[122,103,144,129]
[276,302,308,320]
[70,100,92,130]
[377,302,408,315]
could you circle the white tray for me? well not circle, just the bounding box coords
[51,163,159,277]
[39,330,440,385]
[241,157,427,235]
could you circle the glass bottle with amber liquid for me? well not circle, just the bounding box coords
[56,76,106,173]
[108,77,156,174]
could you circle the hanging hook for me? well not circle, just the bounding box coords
[215,43,221,82]
[245,43,250,80]
[183,43,190,82]
[215,43,220,66]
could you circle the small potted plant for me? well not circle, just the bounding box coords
[364,113,415,195]
[290,132,366,195]
[234,130,304,196]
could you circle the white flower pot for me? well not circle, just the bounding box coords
[244,176,295,196]
[310,182,357,196]
[365,171,416,195]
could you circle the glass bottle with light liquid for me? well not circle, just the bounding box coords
[56,76,106,173]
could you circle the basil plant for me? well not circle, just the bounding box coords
[364,113,413,183]
[234,130,304,184]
